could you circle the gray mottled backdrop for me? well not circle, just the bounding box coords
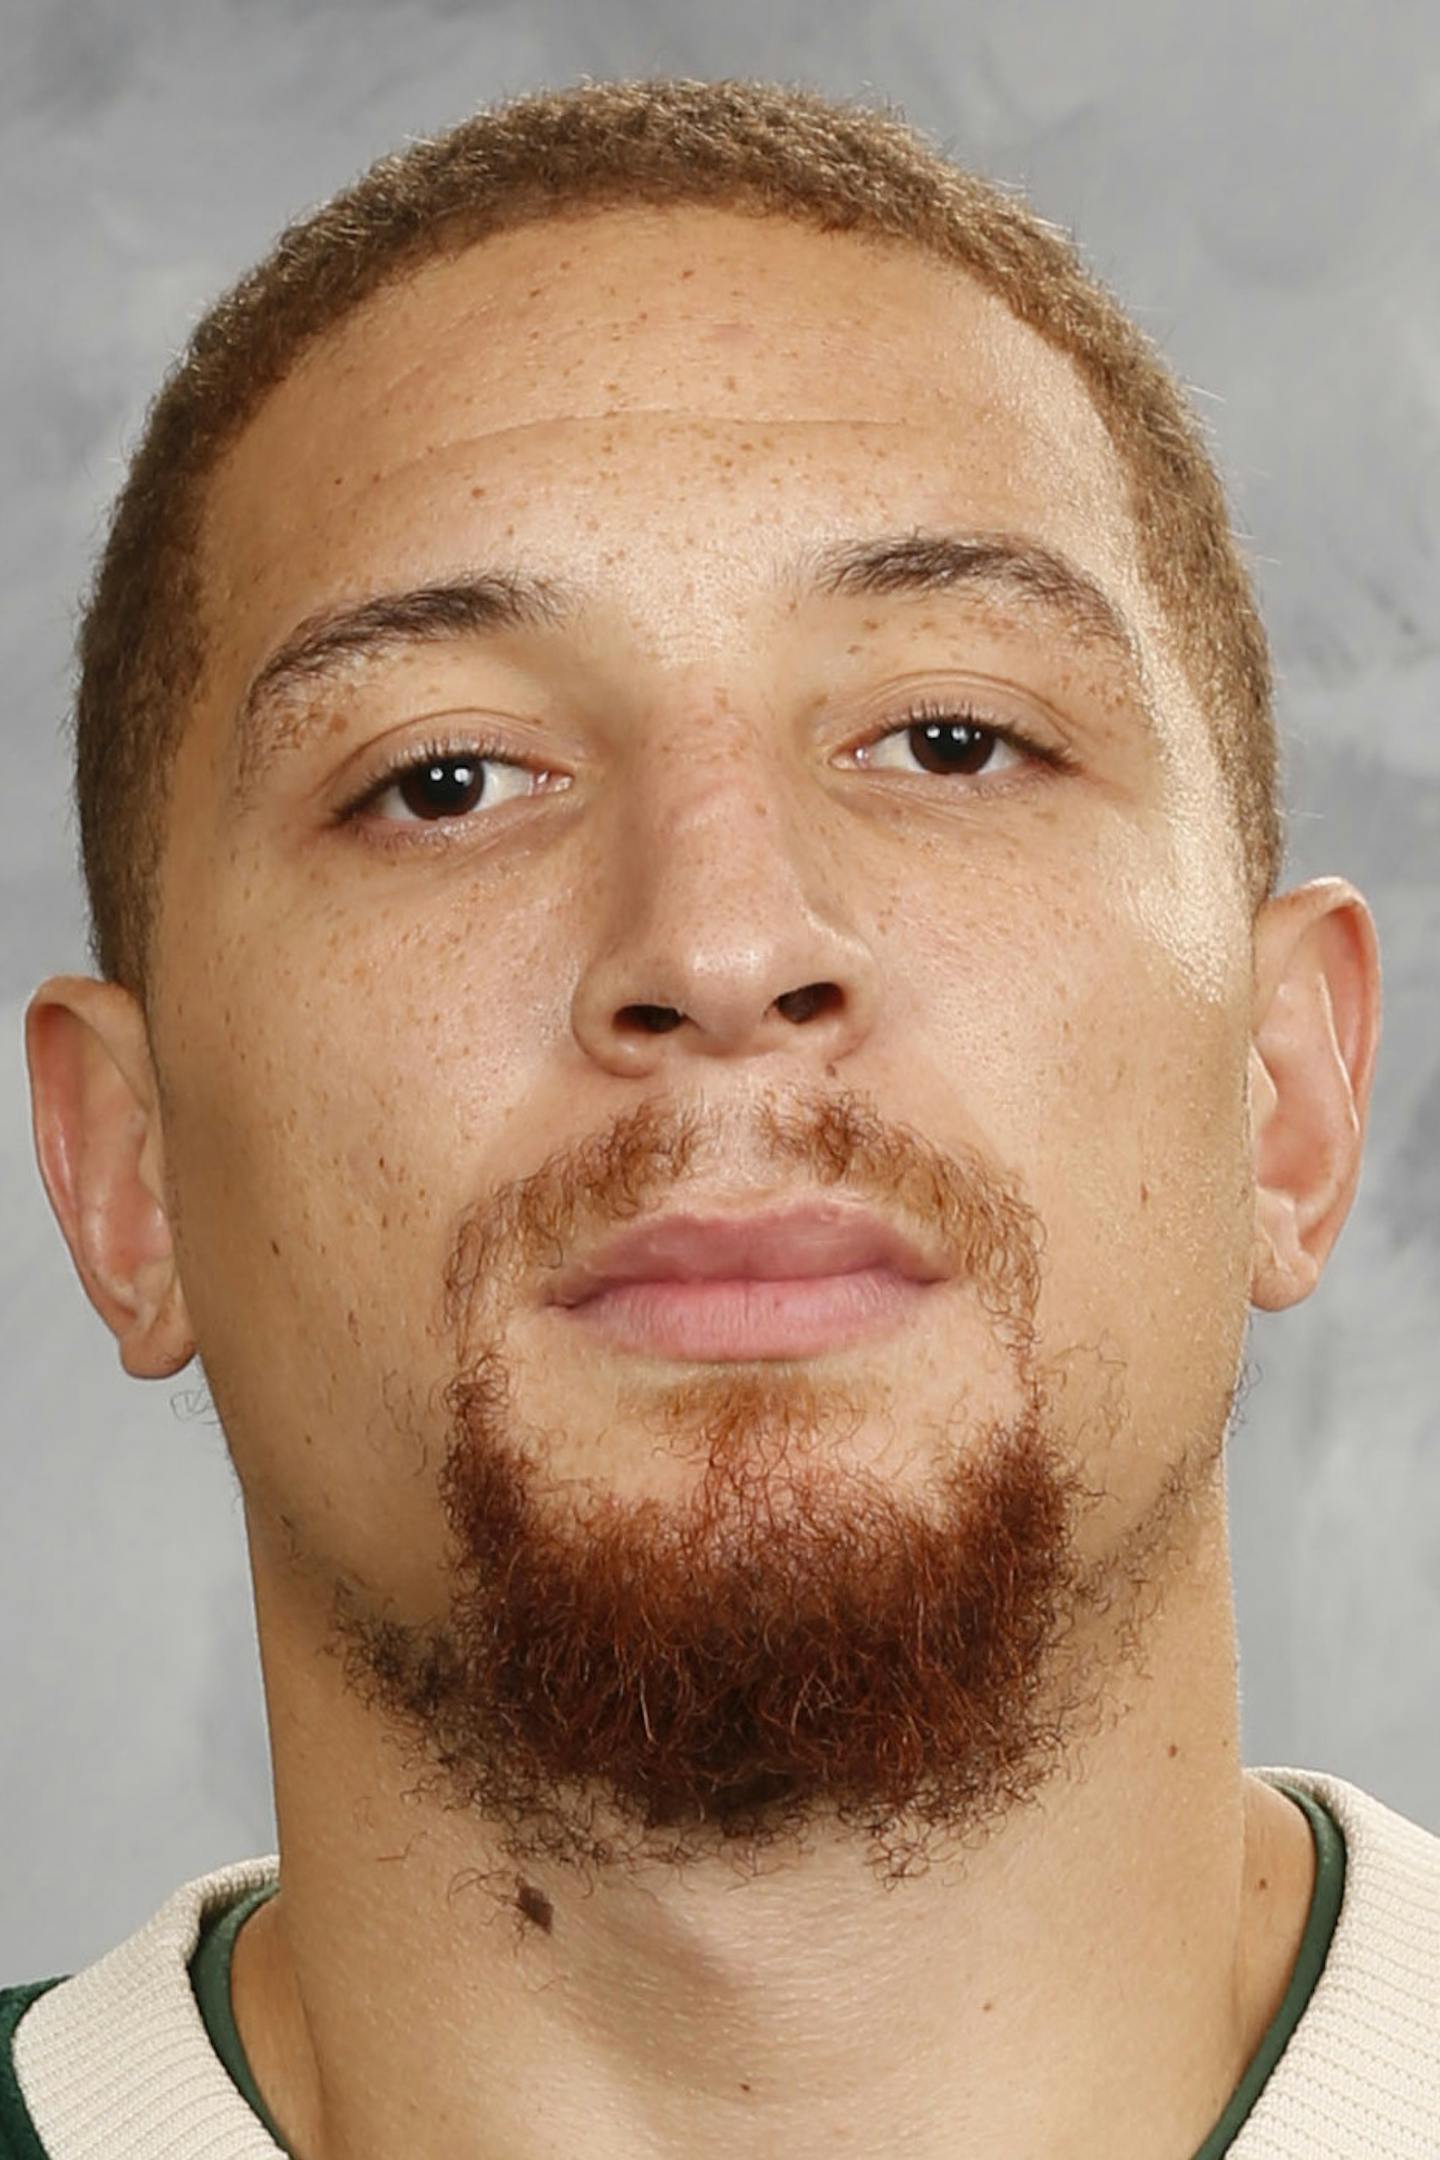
[3,0,1436,1977]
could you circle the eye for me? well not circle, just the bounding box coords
[336,700,1069,849]
[337,736,556,836]
[855,703,1065,783]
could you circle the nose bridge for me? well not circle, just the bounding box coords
[631,714,845,981]
[649,719,806,904]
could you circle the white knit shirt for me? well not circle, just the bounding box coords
[8,1765,1440,2157]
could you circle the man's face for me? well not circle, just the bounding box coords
[148,206,1257,1873]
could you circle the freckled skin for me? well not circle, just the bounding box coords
[27,205,1381,2160]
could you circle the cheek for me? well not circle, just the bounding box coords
[902,849,1253,1425]
[157,712,599,1413]
[153,904,551,1577]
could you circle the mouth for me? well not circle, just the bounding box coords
[544,1201,949,1362]
[554,1268,939,1360]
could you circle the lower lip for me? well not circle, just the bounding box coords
[554,1268,933,1360]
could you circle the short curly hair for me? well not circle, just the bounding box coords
[71,76,1281,1004]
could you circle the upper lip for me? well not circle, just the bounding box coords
[546,1201,950,1308]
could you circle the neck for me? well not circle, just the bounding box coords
[231,1489,1315,2160]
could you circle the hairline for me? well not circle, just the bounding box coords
[89,108,1275,1011]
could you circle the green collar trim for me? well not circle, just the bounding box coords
[1190,1779,1347,2157]
[187,1880,290,2154]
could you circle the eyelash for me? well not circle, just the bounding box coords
[334,701,1077,846]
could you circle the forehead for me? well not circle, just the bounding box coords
[202,205,1157,679]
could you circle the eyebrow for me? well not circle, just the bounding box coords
[231,530,1147,805]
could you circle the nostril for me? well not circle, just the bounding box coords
[774,983,840,1024]
[615,985,839,1037]
[620,1004,685,1034]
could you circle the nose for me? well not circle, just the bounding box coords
[569,753,880,1080]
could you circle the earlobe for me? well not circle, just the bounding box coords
[1248,880,1382,1313]
[24,975,196,1378]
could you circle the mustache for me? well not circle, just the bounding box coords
[442,1085,1045,1357]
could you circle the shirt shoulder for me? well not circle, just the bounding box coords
[4,1855,281,2160]
[1238,1766,1440,2157]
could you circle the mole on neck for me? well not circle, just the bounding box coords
[515,1881,555,1934]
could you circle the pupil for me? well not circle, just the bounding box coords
[908,719,992,776]
[402,757,485,820]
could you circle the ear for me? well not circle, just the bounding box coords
[1248,879,1382,1312]
[24,975,196,1379]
